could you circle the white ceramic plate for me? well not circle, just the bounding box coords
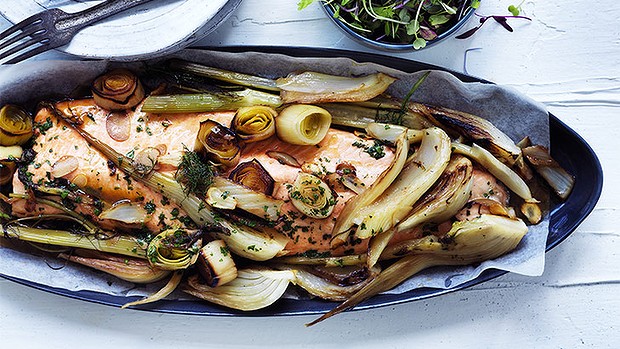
[0,0,241,60]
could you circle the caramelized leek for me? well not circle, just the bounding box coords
[195,239,238,287]
[195,120,241,168]
[276,104,331,145]
[276,72,396,104]
[309,215,528,325]
[0,105,33,146]
[141,89,281,113]
[92,69,145,111]
[229,159,275,195]
[184,268,295,311]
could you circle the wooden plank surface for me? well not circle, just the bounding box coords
[1,0,618,348]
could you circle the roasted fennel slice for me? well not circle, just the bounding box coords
[275,264,381,301]
[59,250,169,283]
[408,102,522,166]
[355,127,452,239]
[183,268,295,311]
[367,155,474,267]
[330,131,409,247]
[308,214,528,326]
[452,142,541,224]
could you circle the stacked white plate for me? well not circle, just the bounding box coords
[0,0,242,60]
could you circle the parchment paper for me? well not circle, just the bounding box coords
[0,49,549,300]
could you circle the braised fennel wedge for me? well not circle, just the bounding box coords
[0,58,572,326]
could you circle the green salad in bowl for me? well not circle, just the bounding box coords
[299,0,480,50]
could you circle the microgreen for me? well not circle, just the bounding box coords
[455,13,531,39]
[299,0,479,49]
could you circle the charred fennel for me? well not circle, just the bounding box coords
[408,103,522,166]
[308,214,528,326]
[367,155,474,267]
[57,115,288,261]
[354,127,452,240]
[452,142,542,224]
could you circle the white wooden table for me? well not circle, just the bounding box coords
[1,1,618,348]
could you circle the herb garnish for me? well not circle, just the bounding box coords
[299,0,479,49]
[175,146,215,197]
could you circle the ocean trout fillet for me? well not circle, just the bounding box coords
[11,99,395,256]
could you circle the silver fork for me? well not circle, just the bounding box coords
[0,0,156,64]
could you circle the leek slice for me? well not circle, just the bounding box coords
[195,240,238,287]
[355,127,451,239]
[141,89,282,113]
[0,105,33,146]
[276,104,331,145]
[289,173,336,219]
[184,268,295,311]
[232,106,277,143]
[146,229,202,270]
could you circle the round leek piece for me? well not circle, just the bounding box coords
[276,104,331,145]
[232,106,277,143]
[289,172,336,219]
[229,159,275,195]
[195,119,241,168]
[92,69,145,111]
[146,229,202,270]
[0,104,33,146]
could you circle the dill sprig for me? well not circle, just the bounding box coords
[176,147,215,197]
